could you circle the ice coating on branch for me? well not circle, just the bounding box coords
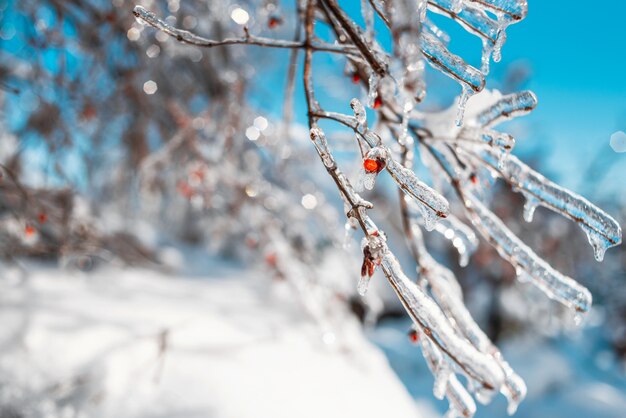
[350,98,367,126]
[386,158,450,230]
[309,127,335,169]
[428,0,503,74]
[310,127,374,211]
[428,6,495,41]
[466,193,593,314]
[418,331,477,418]
[450,0,464,13]
[408,220,526,414]
[474,90,537,127]
[367,72,380,108]
[381,249,505,389]
[434,364,453,399]
[421,32,485,95]
[414,327,476,418]
[489,153,623,261]
[466,0,528,22]
[459,127,515,168]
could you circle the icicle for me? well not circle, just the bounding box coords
[367,72,380,108]
[492,28,507,62]
[502,371,526,415]
[385,157,450,227]
[466,193,593,314]
[455,85,472,126]
[522,193,539,222]
[358,169,377,191]
[474,387,497,405]
[434,365,452,399]
[475,90,538,127]
[357,274,371,296]
[350,98,367,127]
[419,333,477,418]
[480,38,493,74]
[588,233,608,263]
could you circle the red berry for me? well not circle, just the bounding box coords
[363,159,378,173]
[363,158,385,173]
[351,73,361,84]
[268,16,282,29]
[265,252,277,267]
[24,225,36,237]
[176,180,194,199]
[373,96,382,109]
[408,329,419,344]
[81,104,97,120]
[38,212,47,224]
[470,173,478,185]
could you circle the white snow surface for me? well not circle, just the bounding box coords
[0,260,427,418]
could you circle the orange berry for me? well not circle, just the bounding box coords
[363,159,378,173]
[265,252,277,267]
[25,225,36,237]
[363,158,385,174]
[373,96,382,109]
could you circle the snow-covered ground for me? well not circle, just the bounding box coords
[369,317,626,418]
[2,256,625,418]
[0,260,427,418]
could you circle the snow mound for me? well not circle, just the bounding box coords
[0,262,426,418]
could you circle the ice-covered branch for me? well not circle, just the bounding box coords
[132,6,356,55]
[467,150,622,261]
[465,193,593,314]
